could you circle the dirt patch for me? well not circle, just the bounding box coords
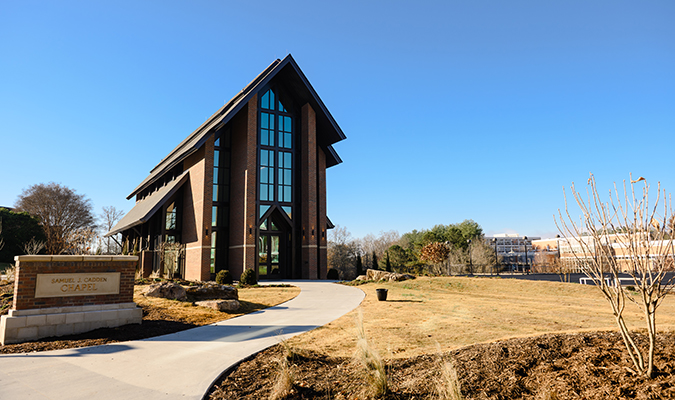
[0,281,300,354]
[208,330,675,400]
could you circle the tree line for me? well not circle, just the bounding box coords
[327,219,497,280]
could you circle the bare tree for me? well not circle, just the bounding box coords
[14,183,96,254]
[328,225,360,280]
[556,174,675,378]
[100,206,124,254]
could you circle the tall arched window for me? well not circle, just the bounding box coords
[259,88,293,220]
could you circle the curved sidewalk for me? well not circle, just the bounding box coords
[0,281,365,400]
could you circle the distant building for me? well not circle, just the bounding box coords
[484,234,540,268]
[108,55,345,282]
[558,234,674,273]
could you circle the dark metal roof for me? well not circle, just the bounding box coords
[127,54,345,200]
[107,171,189,236]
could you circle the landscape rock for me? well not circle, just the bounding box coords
[143,282,187,301]
[185,282,238,300]
[355,275,367,281]
[195,299,240,312]
[365,269,415,282]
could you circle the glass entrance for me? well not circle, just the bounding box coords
[258,233,281,279]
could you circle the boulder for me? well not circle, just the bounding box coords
[196,299,240,312]
[185,282,238,300]
[355,275,367,281]
[365,269,415,282]
[389,273,416,282]
[143,282,187,300]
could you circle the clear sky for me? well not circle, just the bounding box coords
[1,1,673,240]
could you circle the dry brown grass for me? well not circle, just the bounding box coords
[288,276,675,359]
[134,285,301,326]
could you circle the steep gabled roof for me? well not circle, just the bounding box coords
[127,54,345,200]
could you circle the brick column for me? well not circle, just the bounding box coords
[318,147,328,279]
[229,94,258,280]
[301,103,318,279]
[182,136,213,281]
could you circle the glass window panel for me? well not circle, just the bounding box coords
[284,116,291,132]
[213,185,218,202]
[261,90,269,109]
[212,231,217,247]
[258,236,268,264]
[259,184,267,201]
[260,205,270,220]
[214,150,219,167]
[270,90,275,110]
[271,236,279,263]
[284,187,291,202]
[261,113,269,128]
[269,130,274,147]
[214,137,220,147]
[284,169,291,185]
[260,167,268,183]
[269,113,274,130]
[278,186,283,202]
[282,206,292,219]
[259,218,268,231]
[213,167,219,184]
[210,249,215,273]
[270,220,279,231]
[212,206,217,226]
[284,133,292,148]
[285,152,291,167]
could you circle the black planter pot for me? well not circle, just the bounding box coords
[376,288,388,301]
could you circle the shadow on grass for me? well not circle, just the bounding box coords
[383,300,424,303]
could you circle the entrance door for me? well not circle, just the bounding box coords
[258,233,282,279]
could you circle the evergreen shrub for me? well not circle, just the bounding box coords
[240,268,257,286]
[215,270,233,285]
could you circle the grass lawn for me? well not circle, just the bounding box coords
[288,276,675,358]
[133,284,301,325]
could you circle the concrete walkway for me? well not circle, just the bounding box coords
[0,281,365,400]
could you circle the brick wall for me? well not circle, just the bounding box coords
[318,147,327,279]
[229,94,258,280]
[301,103,318,279]
[12,255,138,310]
[182,140,212,281]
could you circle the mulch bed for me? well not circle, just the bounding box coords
[208,331,675,400]
[0,281,203,354]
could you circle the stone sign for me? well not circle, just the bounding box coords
[35,272,121,298]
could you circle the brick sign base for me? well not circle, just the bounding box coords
[0,255,142,345]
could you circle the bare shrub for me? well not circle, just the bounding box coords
[556,174,675,378]
[23,237,46,255]
[435,344,463,400]
[354,310,388,397]
[268,356,294,400]
[3,264,16,282]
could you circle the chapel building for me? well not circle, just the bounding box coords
[108,55,344,281]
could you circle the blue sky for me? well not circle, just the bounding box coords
[1,1,673,240]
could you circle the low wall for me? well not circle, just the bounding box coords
[0,255,142,345]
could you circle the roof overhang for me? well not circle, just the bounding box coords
[127,54,345,200]
[107,171,189,237]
